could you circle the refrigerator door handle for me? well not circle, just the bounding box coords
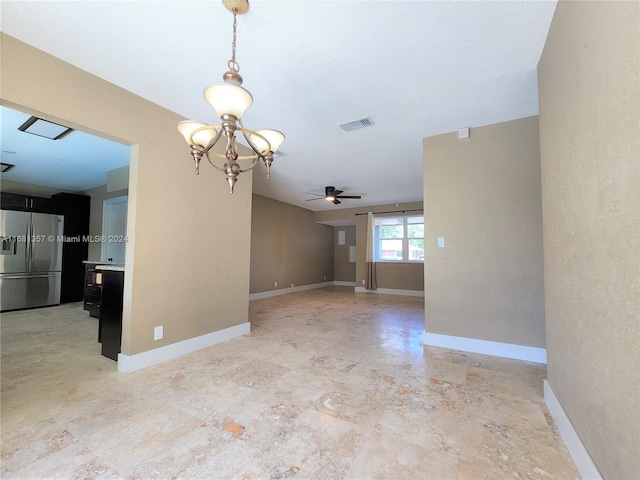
[29,219,34,267]
[1,273,57,279]
[24,221,31,266]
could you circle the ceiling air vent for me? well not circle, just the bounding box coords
[338,117,375,132]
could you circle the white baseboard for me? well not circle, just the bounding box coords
[117,322,250,373]
[249,281,334,300]
[354,287,424,297]
[249,282,423,300]
[422,331,547,364]
[333,281,356,287]
[544,380,602,480]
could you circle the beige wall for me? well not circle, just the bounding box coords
[538,2,639,478]
[334,226,356,282]
[250,194,334,293]
[83,184,128,260]
[423,116,545,347]
[1,34,253,356]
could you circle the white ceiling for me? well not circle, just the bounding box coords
[0,0,557,211]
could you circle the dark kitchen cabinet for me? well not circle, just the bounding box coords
[53,193,90,303]
[0,192,57,214]
[99,269,124,361]
[83,263,102,319]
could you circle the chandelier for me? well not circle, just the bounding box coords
[177,0,284,194]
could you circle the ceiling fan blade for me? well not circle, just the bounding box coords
[335,195,362,199]
[305,198,324,201]
[333,190,344,196]
[333,199,341,205]
[302,192,324,196]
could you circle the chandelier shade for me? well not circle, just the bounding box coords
[177,0,284,194]
[177,121,217,149]
[203,83,253,120]
[249,129,285,155]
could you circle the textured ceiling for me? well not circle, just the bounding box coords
[0,0,557,210]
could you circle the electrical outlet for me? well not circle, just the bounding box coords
[362,279,365,285]
[274,281,278,287]
[290,284,295,288]
[323,275,326,281]
[154,325,163,341]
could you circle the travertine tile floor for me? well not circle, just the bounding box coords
[1,286,579,479]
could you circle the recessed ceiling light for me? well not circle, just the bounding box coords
[18,116,74,140]
[1,162,16,173]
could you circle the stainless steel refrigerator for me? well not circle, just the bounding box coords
[0,210,64,311]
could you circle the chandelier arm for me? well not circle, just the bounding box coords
[238,157,261,173]
[204,150,228,172]
[205,125,267,160]
[202,128,224,153]
[238,120,270,159]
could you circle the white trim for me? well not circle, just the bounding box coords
[117,322,250,373]
[422,331,547,364]
[355,287,424,297]
[249,282,333,300]
[248,282,423,300]
[544,380,602,480]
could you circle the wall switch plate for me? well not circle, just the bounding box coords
[323,275,326,281]
[362,279,365,285]
[437,237,445,248]
[274,281,277,287]
[290,284,295,288]
[154,325,163,341]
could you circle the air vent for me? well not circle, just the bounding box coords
[338,117,375,132]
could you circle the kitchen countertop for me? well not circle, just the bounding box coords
[83,260,125,266]
[95,264,125,272]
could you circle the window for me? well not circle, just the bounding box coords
[374,215,424,262]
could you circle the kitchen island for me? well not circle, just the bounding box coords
[82,260,124,318]
[94,264,125,361]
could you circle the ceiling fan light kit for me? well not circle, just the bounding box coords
[305,186,362,205]
[177,0,284,194]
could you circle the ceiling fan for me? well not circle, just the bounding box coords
[305,186,362,205]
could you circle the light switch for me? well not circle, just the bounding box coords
[437,237,445,248]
